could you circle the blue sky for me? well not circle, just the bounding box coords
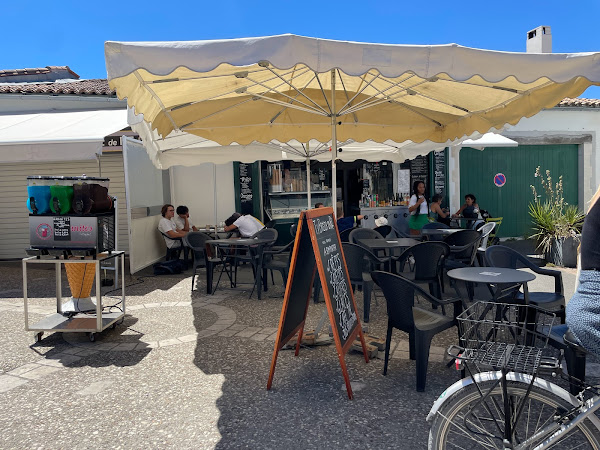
[3,0,600,97]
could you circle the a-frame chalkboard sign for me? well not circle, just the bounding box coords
[267,207,369,399]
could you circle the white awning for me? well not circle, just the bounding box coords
[0,110,128,163]
[460,133,518,150]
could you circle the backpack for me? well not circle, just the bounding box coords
[153,259,186,275]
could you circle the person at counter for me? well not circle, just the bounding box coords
[173,205,199,232]
[430,194,451,226]
[408,180,429,235]
[158,204,187,248]
[314,202,324,208]
[224,212,265,237]
[336,206,364,233]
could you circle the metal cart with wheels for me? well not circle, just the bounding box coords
[23,251,126,343]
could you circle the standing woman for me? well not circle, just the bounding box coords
[566,186,600,354]
[408,180,428,235]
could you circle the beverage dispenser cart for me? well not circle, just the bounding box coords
[23,252,125,343]
[23,176,126,343]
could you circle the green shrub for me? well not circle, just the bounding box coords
[529,167,584,254]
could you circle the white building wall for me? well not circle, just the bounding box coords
[170,163,236,228]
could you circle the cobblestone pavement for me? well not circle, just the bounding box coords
[0,259,590,449]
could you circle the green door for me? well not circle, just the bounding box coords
[459,145,578,237]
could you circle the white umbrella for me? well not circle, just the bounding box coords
[107,35,600,215]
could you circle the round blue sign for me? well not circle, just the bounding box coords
[494,173,506,187]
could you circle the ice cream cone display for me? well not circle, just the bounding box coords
[63,262,97,312]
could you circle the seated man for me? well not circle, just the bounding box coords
[224,212,265,238]
[173,205,199,232]
[314,202,324,208]
[158,204,188,249]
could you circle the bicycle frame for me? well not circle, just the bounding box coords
[523,394,600,449]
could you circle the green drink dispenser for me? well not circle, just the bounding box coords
[49,176,74,215]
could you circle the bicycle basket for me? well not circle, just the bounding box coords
[457,301,556,374]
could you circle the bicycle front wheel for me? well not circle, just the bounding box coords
[428,379,600,449]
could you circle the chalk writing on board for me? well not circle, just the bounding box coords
[326,251,356,340]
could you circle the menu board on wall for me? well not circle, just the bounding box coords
[433,149,446,196]
[239,163,253,215]
[397,169,410,194]
[409,155,429,195]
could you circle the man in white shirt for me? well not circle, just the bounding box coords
[173,205,199,232]
[224,212,265,237]
[158,204,187,248]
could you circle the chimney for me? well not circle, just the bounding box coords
[526,26,552,53]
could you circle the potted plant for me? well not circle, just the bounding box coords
[529,167,584,267]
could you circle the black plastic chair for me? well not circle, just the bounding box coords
[373,225,392,238]
[261,239,295,290]
[349,227,382,244]
[443,230,481,267]
[485,245,566,322]
[442,229,482,298]
[339,228,352,242]
[422,222,450,241]
[160,232,189,262]
[183,232,223,294]
[336,243,386,323]
[397,242,450,299]
[349,227,392,269]
[371,271,462,392]
[391,225,412,239]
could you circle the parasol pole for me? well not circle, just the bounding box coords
[306,141,311,209]
[330,69,338,218]
[214,163,218,238]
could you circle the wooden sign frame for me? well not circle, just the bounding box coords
[267,207,369,399]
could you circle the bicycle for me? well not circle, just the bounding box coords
[427,301,600,449]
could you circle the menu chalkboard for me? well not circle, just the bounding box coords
[267,208,368,399]
[433,150,446,197]
[239,163,253,215]
[410,155,429,196]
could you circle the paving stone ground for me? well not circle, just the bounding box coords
[0,258,594,449]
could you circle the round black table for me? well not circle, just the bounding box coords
[447,267,536,304]
[357,238,420,251]
[421,228,462,239]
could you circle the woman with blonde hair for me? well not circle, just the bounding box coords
[566,186,600,354]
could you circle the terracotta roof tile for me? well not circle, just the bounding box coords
[556,97,600,108]
[0,79,115,96]
[0,66,79,79]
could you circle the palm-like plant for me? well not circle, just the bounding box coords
[529,167,584,255]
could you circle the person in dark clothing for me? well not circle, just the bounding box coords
[336,206,364,233]
[566,186,600,355]
[453,193,480,228]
